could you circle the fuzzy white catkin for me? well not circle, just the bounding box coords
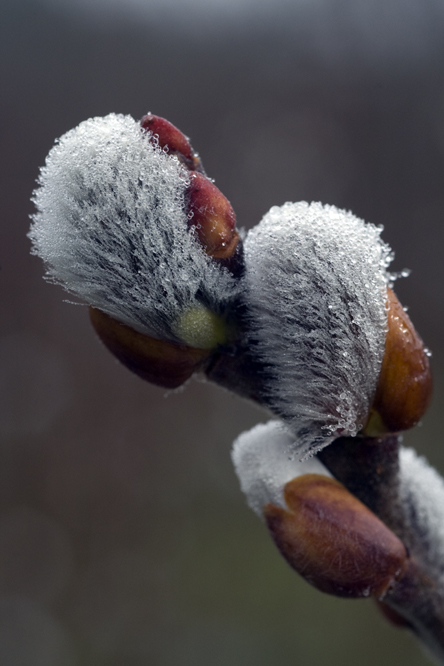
[243,202,393,458]
[399,447,444,585]
[29,114,239,343]
[30,114,396,460]
[231,420,332,518]
[233,423,444,578]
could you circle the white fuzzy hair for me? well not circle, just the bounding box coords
[29,113,239,343]
[243,202,393,458]
[30,115,396,459]
[232,422,444,579]
[231,420,332,518]
[399,447,444,585]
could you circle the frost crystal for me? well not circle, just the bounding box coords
[243,202,393,458]
[29,114,239,344]
[231,420,331,518]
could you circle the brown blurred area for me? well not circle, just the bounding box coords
[1,0,444,664]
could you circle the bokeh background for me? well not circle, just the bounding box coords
[1,0,444,664]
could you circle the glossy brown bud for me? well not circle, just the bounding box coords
[89,307,211,389]
[186,171,240,260]
[365,288,432,435]
[140,113,203,172]
[264,473,407,599]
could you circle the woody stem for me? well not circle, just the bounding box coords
[319,436,444,664]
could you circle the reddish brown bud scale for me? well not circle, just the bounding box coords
[89,307,211,389]
[367,288,432,434]
[140,114,241,265]
[264,474,407,599]
[186,171,239,260]
[140,114,203,172]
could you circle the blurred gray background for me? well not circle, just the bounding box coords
[1,0,444,664]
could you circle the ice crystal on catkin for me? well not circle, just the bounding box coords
[29,114,239,344]
[243,202,393,458]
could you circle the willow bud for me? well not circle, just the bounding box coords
[140,113,203,172]
[232,421,408,599]
[29,113,242,388]
[186,171,240,260]
[264,474,407,598]
[364,288,432,435]
[241,203,393,458]
[140,114,240,264]
[238,202,433,457]
[89,307,212,388]
[29,112,431,433]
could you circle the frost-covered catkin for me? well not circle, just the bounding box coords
[29,114,239,344]
[243,202,393,458]
[231,420,332,517]
[232,423,444,584]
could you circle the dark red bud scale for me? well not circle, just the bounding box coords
[140,113,204,173]
[186,171,239,260]
[140,114,241,266]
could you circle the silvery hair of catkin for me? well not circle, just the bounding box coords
[399,447,444,585]
[242,202,393,458]
[231,420,444,580]
[231,420,332,518]
[29,113,394,459]
[29,113,240,344]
